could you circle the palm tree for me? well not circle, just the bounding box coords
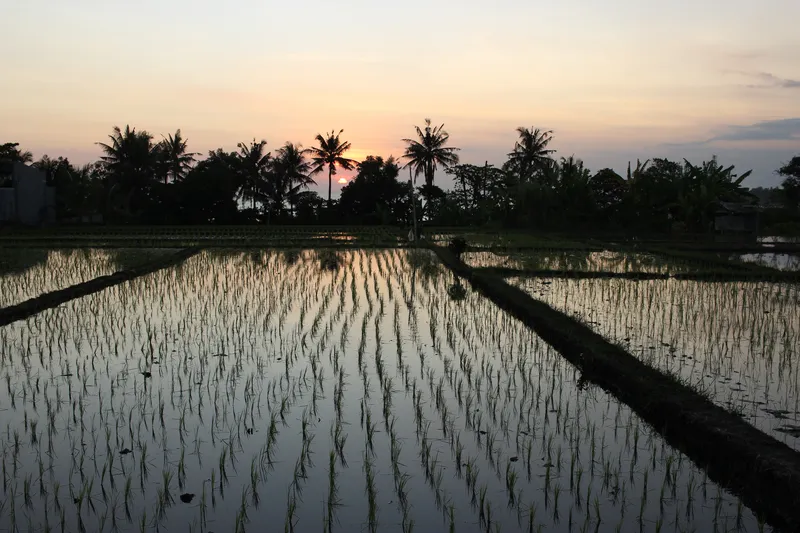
[269,142,314,219]
[401,119,460,188]
[235,139,271,210]
[505,127,555,181]
[96,126,161,219]
[308,129,356,208]
[33,155,73,183]
[97,125,160,215]
[97,125,158,185]
[158,129,197,184]
[557,156,593,220]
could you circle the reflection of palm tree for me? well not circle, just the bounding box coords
[308,130,356,209]
[281,249,301,266]
[158,129,197,184]
[402,119,460,188]
[505,127,555,181]
[447,280,467,301]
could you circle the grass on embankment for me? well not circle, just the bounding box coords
[431,243,800,532]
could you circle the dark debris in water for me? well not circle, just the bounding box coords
[764,409,792,419]
[180,493,195,503]
[120,448,132,455]
[775,425,800,437]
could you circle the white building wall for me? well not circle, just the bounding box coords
[13,163,47,225]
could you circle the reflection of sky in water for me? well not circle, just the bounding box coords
[0,248,170,307]
[463,250,693,274]
[759,236,800,244]
[0,250,773,532]
[513,276,800,448]
[737,253,800,271]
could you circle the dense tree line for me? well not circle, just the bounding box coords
[2,123,799,233]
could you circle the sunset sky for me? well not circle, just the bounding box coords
[2,0,799,193]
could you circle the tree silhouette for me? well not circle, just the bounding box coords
[178,149,242,224]
[269,142,314,219]
[1,142,33,184]
[0,142,33,167]
[97,125,158,187]
[339,156,411,224]
[402,119,460,188]
[590,168,627,214]
[681,157,752,231]
[294,190,324,223]
[235,139,271,210]
[778,156,800,212]
[96,126,160,218]
[445,163,509,220]
[308,130,356,208]
[33,155,73,184]
[157,129,197,184]
[557,156,593,224]
[505,127,555,182]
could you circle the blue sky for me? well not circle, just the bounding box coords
[2,0,799,191]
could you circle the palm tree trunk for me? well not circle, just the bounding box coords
[410,167,418,245]
[327,165,333,208]
[426,161,434,188]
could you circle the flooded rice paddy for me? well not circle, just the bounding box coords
[511,276,800,448]
[462,251,695,274]
[0,248,169,308]
[0,249,780,532]
[736,253,800,272]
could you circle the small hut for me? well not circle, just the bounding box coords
[714,201,759,236]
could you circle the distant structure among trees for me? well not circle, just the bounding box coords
[0,144,56,225]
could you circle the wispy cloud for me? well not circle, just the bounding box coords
[743,71,800,89]
[709,118,800,142]
[663,118,800,148]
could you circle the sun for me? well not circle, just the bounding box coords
[337,177,348,184]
